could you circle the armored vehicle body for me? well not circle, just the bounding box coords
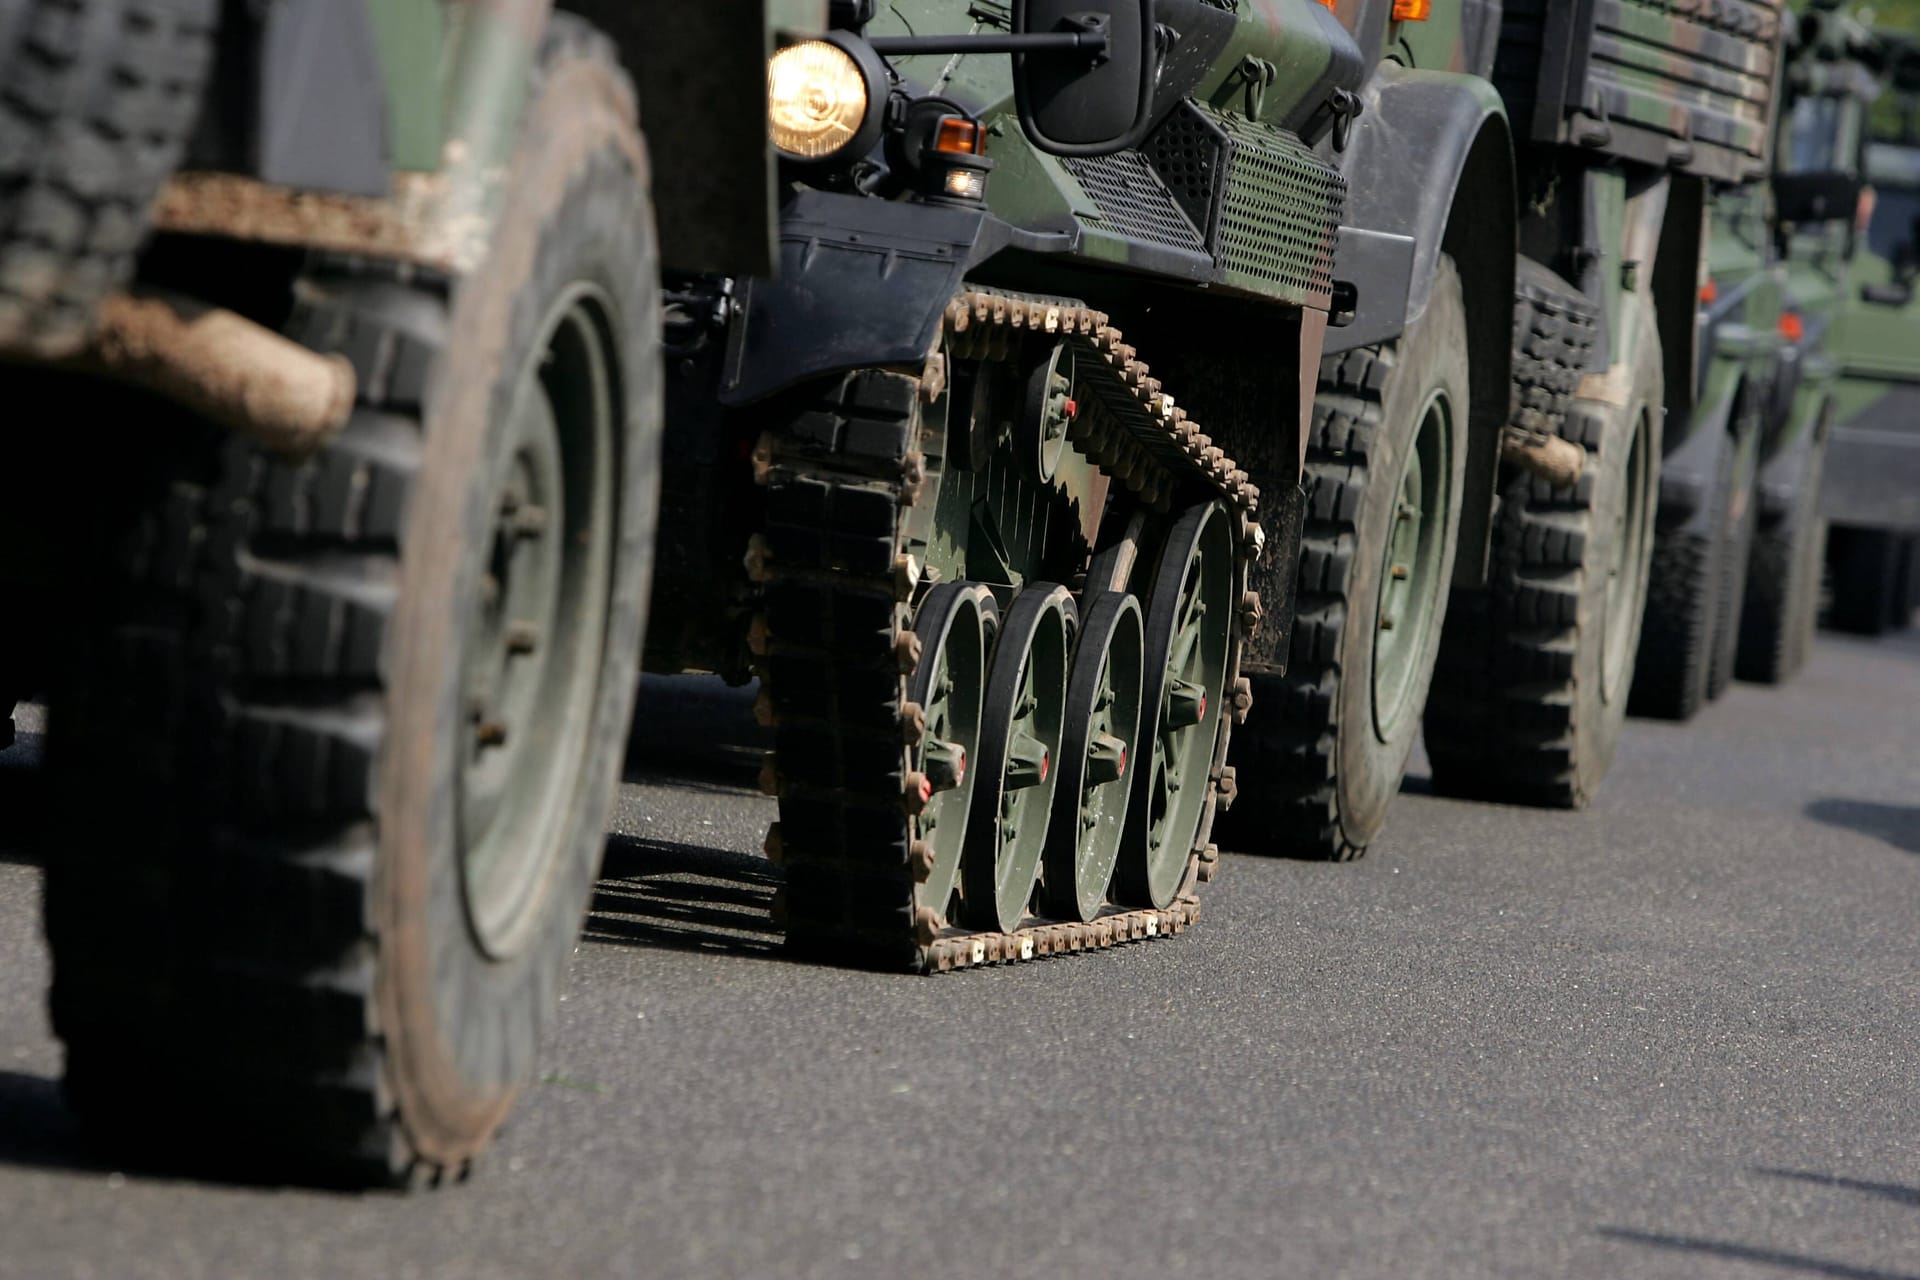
[1220,0,1788,862]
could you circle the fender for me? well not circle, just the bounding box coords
[718,190,1074,407]
[1326,63,1516,588]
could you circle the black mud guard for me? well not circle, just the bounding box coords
[720,190,1073,407]
[1326,63,1516,589]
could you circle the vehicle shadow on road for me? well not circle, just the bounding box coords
[0,735,48,868]
[584,833,783,959]
[1596,1227,1920,1280]
[1755,1167,1920,1209]
[1804,798,1920,856]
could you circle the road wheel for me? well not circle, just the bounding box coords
[1426,292,1663,808]
[1218,258,1469,861]
[43,16,661,1183]
[1630,424,1735,721]
[0,0,217,357]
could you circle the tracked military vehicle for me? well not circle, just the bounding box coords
[1823,31,1920,636]
[0,0,833,1184]
[651,0,1368,968]
[1220,0,1788,860]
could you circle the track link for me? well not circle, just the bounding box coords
[752,289,1265,972]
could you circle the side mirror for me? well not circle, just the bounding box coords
[1012,0,1158,157]
[1862,281,1914,307]
[1773,170,1865,225]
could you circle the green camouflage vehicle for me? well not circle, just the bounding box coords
[0,0,827,1184]
[1822,32,1920,635]
[1629,1,1880,714]
[1219,0,1787,861]
[1737,2,1885,679]
[650,0,1371,966]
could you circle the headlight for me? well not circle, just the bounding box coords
[768,37,883,163]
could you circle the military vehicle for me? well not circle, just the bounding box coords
[0,0,841,1184]
[1,0,1377,1181]
[1626,1,1883,715]
[1220,0,1787,861]
[650,0,1371,967]
[1735,2,1886,680]
[1822,31,1920,636]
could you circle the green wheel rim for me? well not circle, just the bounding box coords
[1040,591,1144,922]
[907,583,993,923]
[962,585,1074,933]
[1371,389,1454,741]
[1603,404,1656,702]
[1120,502,1233,909]
[457,285,619,959]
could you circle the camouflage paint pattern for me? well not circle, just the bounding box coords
[867,0,1361,307]
[1824,28,1920,530]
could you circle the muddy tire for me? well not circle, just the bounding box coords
[1737,429,1827,683]
[0,0,217,357]
[1219,259,1469,861]
[1425,293,1663,809]
[43,16,661,1184]
[1630,424,1735,721]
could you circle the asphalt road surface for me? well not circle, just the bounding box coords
[1,629,1917,1280]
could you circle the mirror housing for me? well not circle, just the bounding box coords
[1012,0,1158,157]
[1773,170,1864,225]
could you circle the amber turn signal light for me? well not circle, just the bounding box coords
[1394,0,1432,18]
[934,117,986,156]
[1779,311,1804,343]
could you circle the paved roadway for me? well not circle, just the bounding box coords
[1,629,1917,1279]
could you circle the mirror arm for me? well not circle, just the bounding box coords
[868,31,1110,57]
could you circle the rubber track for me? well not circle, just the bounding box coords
[1225,344,1393,862]
[756,289,1261,973]
[1424,263,1599,806]
[0,0,217,355]
[47,260,439,1183]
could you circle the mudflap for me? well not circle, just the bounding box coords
[719,190,1072,407]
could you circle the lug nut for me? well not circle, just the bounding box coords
[763,822,786,868]
[758,754,781,797]
[505,621,539,655]
[475,720,509,748]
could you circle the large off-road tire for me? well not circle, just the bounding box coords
[1705,431,1759,702]
[0,0,217,357]
[1737,424,1828,683]
[43,16,661,1184]
[1629,423,1735,721]
[1824,526,1918,636]
[1218,259,1469,861]
[1425,292,1663,809]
